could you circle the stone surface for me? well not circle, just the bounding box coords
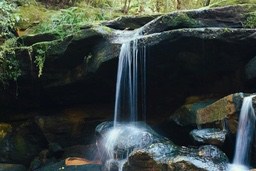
[0,164,27,171]
[170,93,248,133]
[0,123,12,143]
[96,122,229,171]
[170,99,215,126]
[102,15,160,30]
[0,120,48,166]
[1,5,256,127]
[190,128,227,145]
[196,93,245,133]
[35,111,105,147]
[142,4,256,35]
[123,143,228,171]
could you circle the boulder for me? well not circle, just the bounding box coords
[196,93,246,133]
[0,123,12,143]
[35,113,104,147]
[123,143,228,171]
[170,93,248,133]
[0,120,48,166]
[190,128,227,146]
[170,99,216,126]
[96,122,229,171]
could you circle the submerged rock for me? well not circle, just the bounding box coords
[190,128,227,146]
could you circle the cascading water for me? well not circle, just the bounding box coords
[229,95,256,171]
[113,29,146,126]
[98,29,147,171]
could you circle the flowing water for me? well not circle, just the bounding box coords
[99,29,147,171]
[113,29,146,126]
[229,95,256,171]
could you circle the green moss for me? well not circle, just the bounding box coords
[32,42,53,77]
[14,134,27,156]
[244,12,256,28]
[209,0,256,7]
[0,123,12,142]
[0,38,22,87]
[16,4,52,30]
[163,12,200,29]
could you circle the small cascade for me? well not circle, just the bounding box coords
[230,95,256,170]
[113,29,147,126]
[99,28,147,171]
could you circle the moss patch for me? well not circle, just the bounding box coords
[244,12,256,28]
[162,12,200,29]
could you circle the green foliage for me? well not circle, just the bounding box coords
[34,49,46,78]
[16,5,51,30]
[31,6,121,38]
[0,38,22,87]
[209,0,256,7]
[162,13,199,29]
[244,12,256,28]
[0,1,20,39]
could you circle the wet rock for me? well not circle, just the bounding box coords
[170,93,248,133]
[196,93,245,133]
[123,143,228,171]
[0,164,27,171]
[170,99,215,126]
[0,120,48,166]
[17,33,59,46]
[102,15,160,30]
[0,123,12,142]
[96,122,229,171]
[190,128,227,146]
[35,113,104,147]
[142,5,256,35]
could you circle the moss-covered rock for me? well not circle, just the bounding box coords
[102,15,160,30]
[142,4,256,35]
[0,120,48,166]
[0,163,26,171]
[0,123,12,143]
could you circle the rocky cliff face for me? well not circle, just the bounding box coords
[2,5,256,118]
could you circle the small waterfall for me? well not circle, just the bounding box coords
[113,29,146,126]
[230,95,256,170]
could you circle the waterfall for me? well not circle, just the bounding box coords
[230,95,256,171]
[113,29,146,126]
